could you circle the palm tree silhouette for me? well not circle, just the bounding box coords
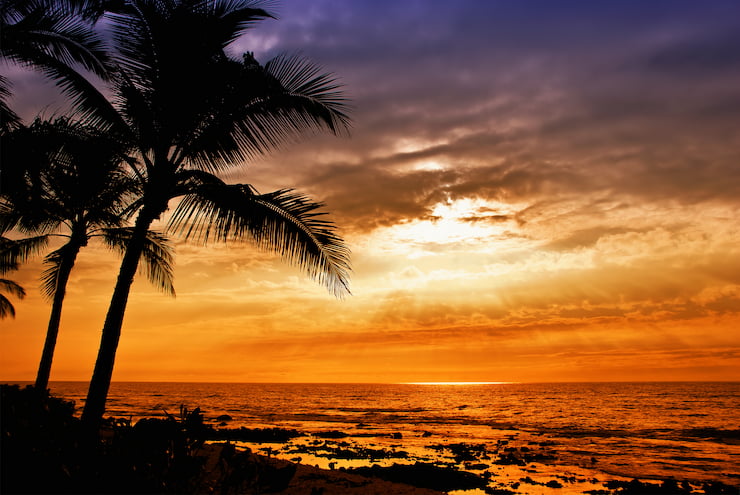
[0,117,176,390]
[77,0,352,431]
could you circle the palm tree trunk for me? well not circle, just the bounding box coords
[81,209,156,433]
[34,245,80,391]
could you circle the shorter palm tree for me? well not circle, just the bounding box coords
[0,117,175,390]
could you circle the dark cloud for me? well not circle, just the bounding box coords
[646,31,740,75]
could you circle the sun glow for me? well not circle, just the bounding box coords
[412,160,447,172]
[365,197,523,257]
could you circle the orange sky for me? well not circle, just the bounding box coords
[2,0,739,383]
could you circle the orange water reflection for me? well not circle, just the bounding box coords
[403,382,517,385]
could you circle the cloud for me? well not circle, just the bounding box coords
[544,227,645,251]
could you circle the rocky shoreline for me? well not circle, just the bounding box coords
[219,430,738,495]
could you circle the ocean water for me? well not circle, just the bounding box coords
[45,381,740,491]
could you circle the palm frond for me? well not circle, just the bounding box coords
[0,190,65,236]
[100,227,175,296]
[265,53,351,133]
[0,290,25,318]
[0,277,26,318]
[39,247,65,300]
[208,0,274,47]
[168,183,351,297]
[1,1,111,78]
[139,229,176,296]
[171,168,226,196]
[0,278,26,298]
[0,0,120,125]
[0,74,21,132]
[108,0,272,68]
[0,206,22,234]
[0,297,16,318]
[0,234,50,274]
[1,0,123,128]
[178,52,351,172]
[1,0,111,25]
[24,51,124,130]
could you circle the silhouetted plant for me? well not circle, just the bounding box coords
[1,384,82,493]
[1,385,230,493]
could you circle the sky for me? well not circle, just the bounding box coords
[2,0,739,383]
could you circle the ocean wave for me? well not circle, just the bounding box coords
[680,428,740,440]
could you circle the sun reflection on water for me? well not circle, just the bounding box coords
[402,381,517,385]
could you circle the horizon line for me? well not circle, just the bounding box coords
[402,381,518,385]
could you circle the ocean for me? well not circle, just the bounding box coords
[44,381,740,494]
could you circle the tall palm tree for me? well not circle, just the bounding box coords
[78,0,352,431]
[0,117,176,390]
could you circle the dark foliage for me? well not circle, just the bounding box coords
[1,385,81,493]
[1,386,218,493]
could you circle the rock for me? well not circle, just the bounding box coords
[213,427,303,443]
[314,430,349,439]
[494,452,526,466]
